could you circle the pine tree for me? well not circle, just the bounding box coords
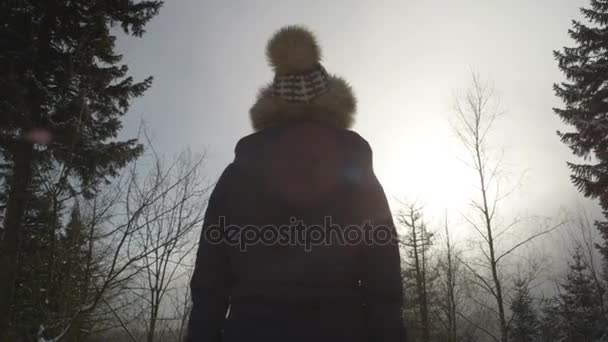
[509,280,540,342]
[553,248,605,341]
[9,183,64,340]
[59,204,92,341]
[554,0,608,265]
[538,299,561,342]
[0,0,163,337]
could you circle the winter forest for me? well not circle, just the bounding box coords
[2,0,608,341]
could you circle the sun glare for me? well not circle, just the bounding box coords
[376,132,476,223]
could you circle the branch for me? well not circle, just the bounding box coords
[457,255,497,299]
[457,311,499,342]
[102,298,138,342]
[494,218,525,240]
[459,210,489,244]
[495,221,565,263]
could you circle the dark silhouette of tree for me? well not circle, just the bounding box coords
[58,204,93,341]
[508,279,540,342]
[554,0,608,265]
[399,203,437,342]
[568,210,607,318]
[539,299,561,342]
[437,214,462,342]
[8,183,64,340]
[549,248,606,341]
[0,0,163,337]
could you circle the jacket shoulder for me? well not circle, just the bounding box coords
[342,130,372,153]
[233,124,373,164]
[233,124,287,156]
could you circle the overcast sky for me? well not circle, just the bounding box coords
[116,0,599,243]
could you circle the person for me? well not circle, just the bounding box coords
[187,26,406,342]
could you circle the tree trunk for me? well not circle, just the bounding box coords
[475,140,508,342]
[419,225,431,342]
[408,210,431,342]
[147,303,158,342]
[0,142,34,337]
[444,216,457,342]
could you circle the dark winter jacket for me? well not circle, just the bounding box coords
[187,121,406,342]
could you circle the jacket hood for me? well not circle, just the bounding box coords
[250,76,356,131]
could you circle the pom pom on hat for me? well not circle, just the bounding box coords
[266,25,321,75]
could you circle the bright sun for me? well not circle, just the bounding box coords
[375,130,476,223]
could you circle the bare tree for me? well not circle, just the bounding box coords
[129,150,208,342]
[398,202,435,342]
[451,73,563,342]
[434,212,489,342]
[438,213,458,342]
[34,146,208,341]
[167,265,194,342]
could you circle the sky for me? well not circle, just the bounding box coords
[116,0,600,246]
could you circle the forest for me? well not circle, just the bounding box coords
[1,0,608,341]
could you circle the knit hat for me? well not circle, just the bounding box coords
[250,26,357,131]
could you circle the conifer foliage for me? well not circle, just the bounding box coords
[0,0,163,338]
[509,280,540,342]
[554,0,608,264]
[549,249,606,341]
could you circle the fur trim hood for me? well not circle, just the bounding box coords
[250,26,357,131]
